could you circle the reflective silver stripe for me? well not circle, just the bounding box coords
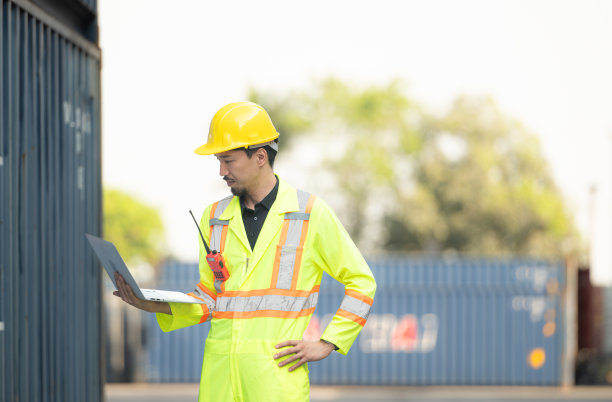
[216,292,318,313]
[284,212,310,220]
[207,196,232,292]
[276,220,302,289]
[210,227,223,252]
[191,287,216,309]
[275,190,312,289]
[295,189,311,211]
[339,294,371,320]
[210,196,232,251]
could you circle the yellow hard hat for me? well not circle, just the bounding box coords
[195,102,279,155]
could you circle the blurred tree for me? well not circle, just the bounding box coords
[251,78,424,244]
[388,96,579,257]
[103,189,166,267]
[249,80,579,258]
[247,87,315,151]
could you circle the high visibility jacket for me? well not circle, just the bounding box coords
[156,178,376,401]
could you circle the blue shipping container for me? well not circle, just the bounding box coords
[146,258,565,385]
[0,0,102,401]
[605,287,612,354]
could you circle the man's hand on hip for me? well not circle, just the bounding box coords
[274,339,335,371]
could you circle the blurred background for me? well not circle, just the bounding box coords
[2,0,612,401]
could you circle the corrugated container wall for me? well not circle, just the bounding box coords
[606,288,612,354]
[147,258,565,385]
[0,0,102,401]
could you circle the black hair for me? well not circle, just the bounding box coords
[243,140,278,168]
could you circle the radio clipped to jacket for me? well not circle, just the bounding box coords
[190,210,230,281]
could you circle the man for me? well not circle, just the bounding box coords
[114,101,376,401]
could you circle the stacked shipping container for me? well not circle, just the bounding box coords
[147,258,565,385]
[0,0,102,400]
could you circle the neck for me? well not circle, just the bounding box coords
[242,171,276,209]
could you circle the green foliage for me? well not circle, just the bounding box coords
[247,87,314,151]
[395,96,578,257]
[103,189,166,267]
[251,78,424,242]
[249,80,579,258]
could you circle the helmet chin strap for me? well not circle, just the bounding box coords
[247,140,278,152]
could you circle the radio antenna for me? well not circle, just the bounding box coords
[189,210,212,254]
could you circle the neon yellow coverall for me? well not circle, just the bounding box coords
[157,178,376,401]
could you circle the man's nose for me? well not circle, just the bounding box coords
[219,162,228,176]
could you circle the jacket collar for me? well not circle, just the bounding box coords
[217,177,299,281]
[239,176,279,213]
[218,176,299,221]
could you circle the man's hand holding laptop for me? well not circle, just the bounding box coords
[113,272,172,315]
[86,234,206,306]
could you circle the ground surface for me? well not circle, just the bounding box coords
[105,383,612,402]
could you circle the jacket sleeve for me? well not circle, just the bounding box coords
[310,199,376,355]
[156,206,217,332]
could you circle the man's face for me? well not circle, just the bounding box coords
[215,149,258,197]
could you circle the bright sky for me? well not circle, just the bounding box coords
[98,0,612,285]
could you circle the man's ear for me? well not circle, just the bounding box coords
[256,148,268,167]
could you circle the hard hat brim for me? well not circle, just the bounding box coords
[193,142,234,155]
[194,136,278,155]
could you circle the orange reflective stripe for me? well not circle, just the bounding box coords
[187,293,211,323]
[220,225,228,253]
[345,289,373,306]
[212,306,316,320]
[197,283,217,300]
[208,198,231,253]
[220,285,319,299]
[208,201,219,242]
[214,286,319,320]
[290,194,316,290]
[209,201,218,221]
[187,292,205,302]
[270,219,290,288]
[336,309,367,327]
[199,304,210,324]
[290,246,305,290]
[305,194,316,214]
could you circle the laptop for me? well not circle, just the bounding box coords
[86,233,204,304]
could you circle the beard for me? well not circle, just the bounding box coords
[230,185,248,198]
[225,176,248,198]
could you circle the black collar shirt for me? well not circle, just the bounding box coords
[240,176,279,250]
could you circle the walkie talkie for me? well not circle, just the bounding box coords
[190,210,230,281]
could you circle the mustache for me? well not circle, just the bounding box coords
[223,176,234,182]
